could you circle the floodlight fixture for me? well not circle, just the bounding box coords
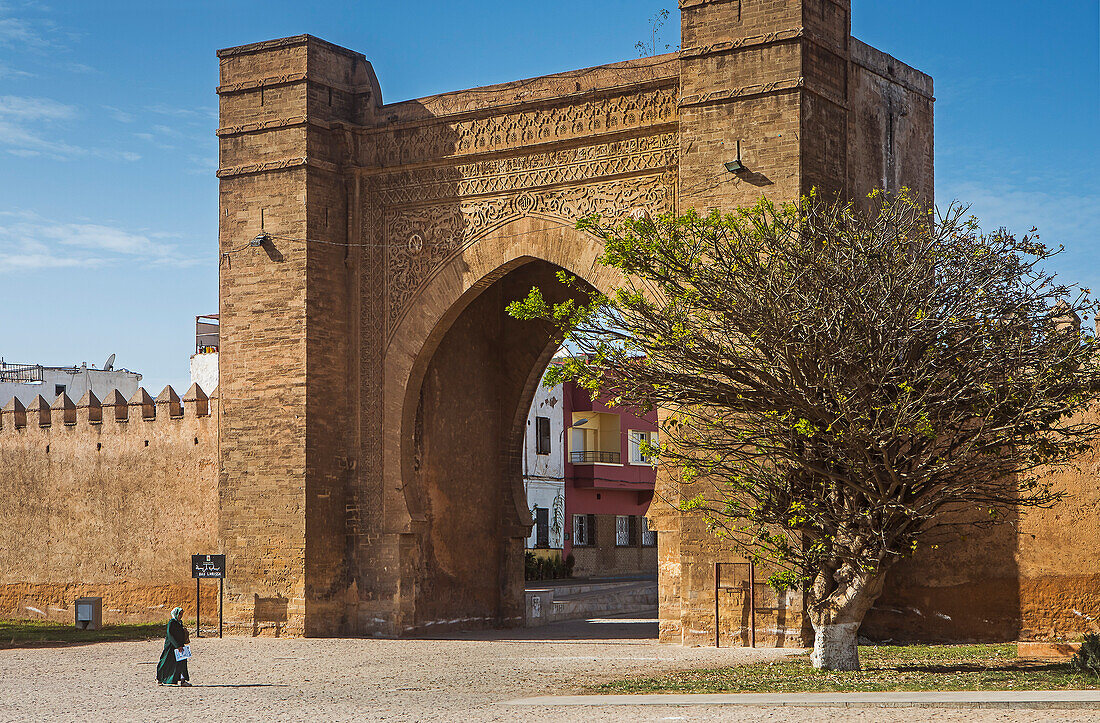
[724,140,745,173]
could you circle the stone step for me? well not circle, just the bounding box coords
[525,581,657,626]
[533,581,647,598]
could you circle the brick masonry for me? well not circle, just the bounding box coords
[7,2,1087,646]
[208,0,939,639]
[0,386,219,624]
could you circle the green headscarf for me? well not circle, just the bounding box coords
[171,607,183,620]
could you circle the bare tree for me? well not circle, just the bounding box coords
[635,8,672,57]
[508,192,1100,670]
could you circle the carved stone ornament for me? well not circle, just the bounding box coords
[364,85,678,168]
[383,171,677,337]
[373,132,678,206]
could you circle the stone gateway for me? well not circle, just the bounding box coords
[14,2,1087,645]
[212,0,932,637]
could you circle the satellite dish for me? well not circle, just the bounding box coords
[104,353,116,371]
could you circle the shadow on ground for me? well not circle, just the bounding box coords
[413,609,660,642]
[895,662,1074,674]
[0,621,164,650]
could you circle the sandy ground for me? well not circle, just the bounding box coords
[1,612,1098,722]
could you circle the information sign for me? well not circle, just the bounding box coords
[192,554,226,579]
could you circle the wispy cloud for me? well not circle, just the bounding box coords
[938,178,1100,295]
[0,94,79,156]
[0,13,43,47]
[0,94,73,119]
[0,94,142,160]
[0,1,65,50]
[0,95,85,157]
[0,61,33,79]
[102,104,134,123]
[186,153,218,176]
[146,102,219,121]
[0,210,203,271]
[938,180,1100,248]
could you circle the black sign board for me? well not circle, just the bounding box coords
[192,554,226,579]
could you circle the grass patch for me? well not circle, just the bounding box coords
[593,644,1100,694]
[0,619,166,649]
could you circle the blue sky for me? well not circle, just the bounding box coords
[0,0,1097,392]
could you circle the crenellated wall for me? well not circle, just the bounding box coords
[0,385,219,625]
[1,3,943,640]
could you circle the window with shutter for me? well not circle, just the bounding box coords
[535,416,551,454]
[641,516,657,546]
[535,507,549,547]
[628,430,656,464]
[573,514,597,546]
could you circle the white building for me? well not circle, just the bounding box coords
[523,367,565,550]
[190,352,218,392]
[0,358,142,407]
[189,314,219,392]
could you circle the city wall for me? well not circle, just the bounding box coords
[862,403,1100,644]
[3,0,1095,648]
[0,386,218,625]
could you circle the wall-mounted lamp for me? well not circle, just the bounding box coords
[724,140,745,173]
[250,232,272,247]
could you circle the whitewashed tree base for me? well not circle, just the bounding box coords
[810,621,861,670]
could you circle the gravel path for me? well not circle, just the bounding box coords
[1,613,1097,722]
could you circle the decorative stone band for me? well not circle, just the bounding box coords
[679,77,805,108]
[216,72,369,97]
[681,26,850,61]
[216,156,339,179]
[0,384,216,431]
[371,131,679,205]
[216,115,310,137]
[679,0,849,10]
[217,72,305,95]
[678,0,738,9]
[679,27,805,59]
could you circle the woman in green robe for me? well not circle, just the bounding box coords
[156,607,192,686]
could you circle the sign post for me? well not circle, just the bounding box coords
[191,554,226,638]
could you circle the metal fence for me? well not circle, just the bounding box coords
[570,450,621,464]
[0,362,43,383]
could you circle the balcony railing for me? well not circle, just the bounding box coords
[570,450,621,464]
[0,362,43,383]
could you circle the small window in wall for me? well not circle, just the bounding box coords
[641,516,657,547]
[573,513,597,546]
[535,507,549,548]
[54,384,66,398]
[616,515,638,547]
[535,416,551,455]
[628,430,657,465]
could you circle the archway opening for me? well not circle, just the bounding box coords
[406,257,593,630]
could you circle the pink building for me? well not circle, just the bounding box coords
[561,378,658,576]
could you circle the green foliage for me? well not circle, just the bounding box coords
[1072,633,1100,678]
[524,551,572,581]
[592,644,1100,694]
[0,619,165,648]
[507,190,1100,632]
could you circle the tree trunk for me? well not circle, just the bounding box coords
[810,620,861,670]
[807,566,887,671]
